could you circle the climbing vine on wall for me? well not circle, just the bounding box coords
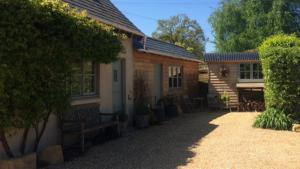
[0,0,123,157]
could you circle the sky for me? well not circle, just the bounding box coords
[111,0,221,53]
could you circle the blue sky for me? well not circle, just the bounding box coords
[111,0,221,52]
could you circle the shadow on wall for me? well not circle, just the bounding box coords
[48,111,227,169]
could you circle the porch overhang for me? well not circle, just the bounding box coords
[236,83,264,88]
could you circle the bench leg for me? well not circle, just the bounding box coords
[81,133,85,153]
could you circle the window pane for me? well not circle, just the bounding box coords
[169,77,173,88]
[168,66,173,88]
[177,67,182,77]
[240,64,245,71]
[240,72,245,79]
[72,62,81,74]
[253,63,258,71]
[168,66,172,78]
[71,75,81,97]
[178,78,182,87]
[83,62,94,74]
[83,75,95,94]
[246,72,251,79]
[245,64,250,71]
[173,77,177,88]
[253,72,258,79]
[172,67,177,78]
[259,72,263,79]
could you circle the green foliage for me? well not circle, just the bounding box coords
[152,14,206,59]
[0,0,123,150]
[259,34,300,120]
[253,108,293,130]
[209,0,300,52]
[135,104,151,116]
[220,91,230,103]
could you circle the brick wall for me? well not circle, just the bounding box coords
[133,50,200,103]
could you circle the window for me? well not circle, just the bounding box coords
[239,63,263,80]
[70,61,97,97]
[168,65,183,88]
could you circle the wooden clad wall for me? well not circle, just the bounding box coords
[208,63,239,106]
[133,50,200,101]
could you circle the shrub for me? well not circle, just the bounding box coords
[0,0,123,157]
[259,34,300,121]
[253,108,293,130]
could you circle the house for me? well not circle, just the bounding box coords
[0,0,144,158]
[205,52,264,111]
[133,37,202,105]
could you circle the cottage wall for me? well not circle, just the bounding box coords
[0,38,135,158]
[133,50,200,105]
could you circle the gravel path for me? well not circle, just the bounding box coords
[46,111,300,169]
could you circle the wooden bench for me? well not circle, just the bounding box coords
[62,104,120,152]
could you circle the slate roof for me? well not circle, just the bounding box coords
[135,37,200,61]
[63,0,143,35]
[204,52,259,62]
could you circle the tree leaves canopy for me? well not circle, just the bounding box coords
[152,14,206,59]
[0,0,123,133]
[209,0,300,52]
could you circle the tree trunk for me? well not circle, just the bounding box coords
[34,113,50,152]
[0,130,14,158]
[20,128,29,155]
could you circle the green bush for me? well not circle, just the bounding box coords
[0,0,123,157]
[253,108,293,130]
[259,34,300,120]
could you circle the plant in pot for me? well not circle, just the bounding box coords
[116,111,128,132]
[134,71,151,128]
[152,102,166,124]
[160,95,178,119]
[135,104,151,128]
[220,91,230,108]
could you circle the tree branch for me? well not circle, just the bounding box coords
[0,130,14,158]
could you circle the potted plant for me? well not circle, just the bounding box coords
[160,95,178,119]
[116,111,128,132]
[134,104,151,128]
[133,71,151,128]
[152,102,166,124]
[220,91,230,108]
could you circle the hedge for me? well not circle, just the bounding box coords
[0,0,123,157]
[259,34,300,121]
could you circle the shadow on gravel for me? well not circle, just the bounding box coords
[47,111,227,169]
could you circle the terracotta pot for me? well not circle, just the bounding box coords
[0,153,37,169]
[38,145,64,166]
[292,124,300,132]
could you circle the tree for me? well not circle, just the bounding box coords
[0,0,123,158]
[152,14,206,59]
[209,0,300,52]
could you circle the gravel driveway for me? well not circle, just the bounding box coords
[46,111,300,169]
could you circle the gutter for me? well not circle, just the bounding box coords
[137,49,204,63]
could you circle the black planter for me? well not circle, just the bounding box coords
[135,114,150,129]
[165,105,178,119]
[153,106,165,124]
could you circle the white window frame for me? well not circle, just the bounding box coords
[238,62,263,82]
[70,61,98,98]
[168,65,183,89]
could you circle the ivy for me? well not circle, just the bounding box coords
[259,34,300,122]
[0,0,123,157]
